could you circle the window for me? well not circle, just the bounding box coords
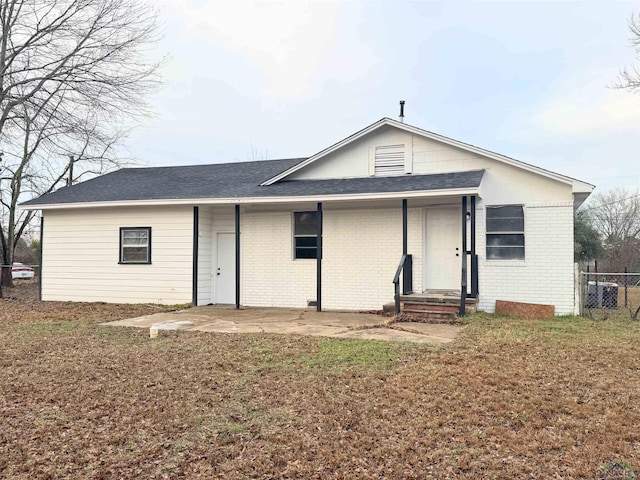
[486,206,524,260]
[120,227,151,264]
[294,211,318,259]
[374,144,405,176]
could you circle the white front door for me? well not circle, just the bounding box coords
[215,233,236,304]
[424,207,462,290]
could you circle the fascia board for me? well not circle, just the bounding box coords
[20,187,480,210]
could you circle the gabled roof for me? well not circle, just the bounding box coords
[261,117,594,194]
[21,156,484,208]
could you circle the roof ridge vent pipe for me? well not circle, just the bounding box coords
[399,100,405,123]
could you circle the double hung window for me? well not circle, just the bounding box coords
[486,206,524,260]
[293,212,318,259]
[120,227,151,264]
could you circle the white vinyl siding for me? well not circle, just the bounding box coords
[41,206,193,304]
[197,207,214,305]
[373,144,405,176]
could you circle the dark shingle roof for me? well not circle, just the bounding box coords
[22,158,484,206]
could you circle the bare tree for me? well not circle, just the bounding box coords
[588,188,640,272]
[615,12,640,93]
[0,0,162,291]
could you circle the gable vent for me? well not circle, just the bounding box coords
[374,144,405,176]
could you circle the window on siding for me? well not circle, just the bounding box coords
[486,206,524,260]
[374,144,405,176]
[120,227,151,264]
[294,211,318,259]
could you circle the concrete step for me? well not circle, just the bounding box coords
[402,302,459,313]
[400,294,477,306]
[400,309,459,324]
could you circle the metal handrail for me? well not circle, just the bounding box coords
[393,254,407,285]
[393,254,407,314]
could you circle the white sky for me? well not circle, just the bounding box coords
[123,0,640,193]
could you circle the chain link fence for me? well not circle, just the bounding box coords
[580,271,640,320]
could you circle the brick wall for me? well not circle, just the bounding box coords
[241,211,316,308]
[241,207,421,310]
[240,202,575,314]
[476,201,575,315]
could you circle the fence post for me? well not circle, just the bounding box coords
[574,263,581,316]
[594,261,599,307]
[624,266,628,308]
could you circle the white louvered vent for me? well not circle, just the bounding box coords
[374,144,405,176]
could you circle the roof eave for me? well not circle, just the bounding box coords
[20,186,480,211]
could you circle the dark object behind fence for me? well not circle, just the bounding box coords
[587,281,619,309]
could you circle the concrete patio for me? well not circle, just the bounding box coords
[102,305,462,344]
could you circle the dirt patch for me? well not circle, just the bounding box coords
[1,285,640,478]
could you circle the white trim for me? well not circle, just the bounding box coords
[261,117,594,194]
[405,138,413,174]
[21,187,480,210]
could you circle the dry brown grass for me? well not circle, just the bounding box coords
[2,285,640,479]
[619,286,640,311]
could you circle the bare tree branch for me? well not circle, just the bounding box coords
[588,188,640,272]
[0,0,163,290]
[614,12,640,93]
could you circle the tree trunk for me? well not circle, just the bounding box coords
[1,265,13,288]
[1,247,14,288]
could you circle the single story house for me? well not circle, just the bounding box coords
[22,117,594,315]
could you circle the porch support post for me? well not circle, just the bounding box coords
[316,202,323,312]
[192,206,199,306]
[235,204,241,309]
[460,196,468,316]
[470,195,478,298]
[402,199,408,256]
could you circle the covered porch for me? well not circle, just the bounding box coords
[192,189,480,317]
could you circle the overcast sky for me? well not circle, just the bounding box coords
[125,0,640,194]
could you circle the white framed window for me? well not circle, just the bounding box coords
[486,206,524,260]
[119,227,151,264]
[293,211,318,259]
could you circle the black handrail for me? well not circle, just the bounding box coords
[393,254,407,314]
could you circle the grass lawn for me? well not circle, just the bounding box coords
[2,284,640,479]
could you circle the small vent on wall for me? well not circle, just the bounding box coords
[374,144,405,176]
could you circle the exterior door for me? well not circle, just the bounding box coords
[215,233,236,304]
[424,207,462,290]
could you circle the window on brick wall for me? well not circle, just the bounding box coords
[486,205,524,260]
[293,211,318,259]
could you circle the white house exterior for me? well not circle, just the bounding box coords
[22,118,594,315]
